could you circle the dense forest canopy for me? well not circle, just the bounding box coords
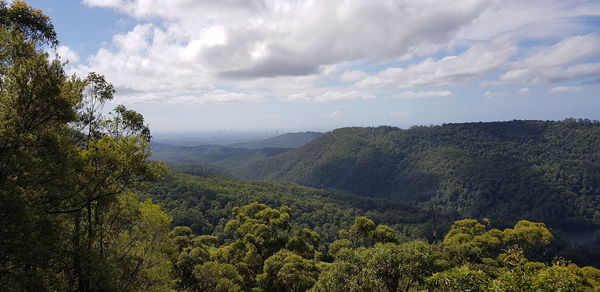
[220,120,600,231]
[142,171,434,243]
[1,1,600,291]
[160,202,600,292]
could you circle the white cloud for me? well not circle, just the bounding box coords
[52,46,80,63]
[357,37,517,88]
[390,110,411,117]
[123,89,263,104]
[484,91,505,98]
[78,0,494,102]
[518,87,530,94]
[286,91,374,102]
[496,62,600,85]
[326,110,340,118]
[83,0,489,77]
[456,0,600,41]
[392,90,454,99]
[77,0,600,103]
[488,34,600,85]
[83,0,123,8]
[517,34,600,68]
[548,86,582,94]
[340,70,369,83]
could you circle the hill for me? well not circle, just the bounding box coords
[150,132,322,174]
[233,119,600,231]
[150,143,290,173]
[229,131,322,149]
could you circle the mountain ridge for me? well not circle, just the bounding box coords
[228,119,600,230]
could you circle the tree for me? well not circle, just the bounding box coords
[0,2,171,290]
[257,249,319,292]
[193,261,244,292]
[0,0,58,46]
[218,202,293,285]
[427,266,490,292]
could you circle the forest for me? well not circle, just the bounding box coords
[159,120,600,232]
[1,1,600,291]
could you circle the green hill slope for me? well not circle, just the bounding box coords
[235,119,600,230]
[141,171,437,243]
[229,131,322,149]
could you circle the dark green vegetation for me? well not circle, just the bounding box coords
[156,121,600,233]
[151,143,290,176]
[2,1,600,291]
[143,170,600,269]
[168,203,600,292]
[227,121,600,231]
[0,2,170,289]
[229,131,322,149]
[142,171,434,243]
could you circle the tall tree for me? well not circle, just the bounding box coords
[0,2,170,290]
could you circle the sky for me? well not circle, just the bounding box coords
[26,0,600,133]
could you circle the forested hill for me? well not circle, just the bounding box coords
[234,119,600,230]
[150,131,323,174]
[229,131,322,149]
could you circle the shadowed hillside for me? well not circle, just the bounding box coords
[232,119,600,230]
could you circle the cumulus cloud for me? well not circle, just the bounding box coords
[357,37,517,88]
[392,90,454,99]
[548,86,582,94]
[484,91,506,98]
[390,110,411,117]
[77,0,600,103]
[287,91,374,102]
[456,0,600,40]
[77,0,495,103]
[326,110,340,118]
[340,70,369,83]
[496,62,600,85]
[173,90,264,104]
[489,34,600,85]
[51,46,80,63]
[518,87,530,94]
[518,34,600,68]
[84,0,489,78]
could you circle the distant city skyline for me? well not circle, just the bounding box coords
[30,0,600,132]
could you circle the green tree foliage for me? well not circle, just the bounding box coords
[427,266,491,292]
[0,0,58,46]
[143,170,432,243]
[442,219,554,264]
[168,202,322,291]
[313,214,599,292]
[257,249,320,292]
[0,3,170,290]
[193,261,244,292]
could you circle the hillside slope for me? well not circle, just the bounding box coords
[150,143,290,174]
[229,131,322,149]
[235,119,600,230]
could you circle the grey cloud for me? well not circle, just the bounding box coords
[220,57,320,78]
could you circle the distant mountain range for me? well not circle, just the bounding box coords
[150,131,322,174]
[228,131,322,149]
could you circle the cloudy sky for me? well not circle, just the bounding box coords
[30,0,600,132]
